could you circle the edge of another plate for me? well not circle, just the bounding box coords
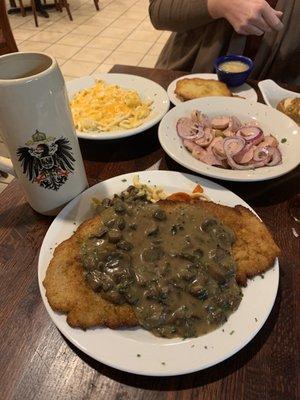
[66,73,170,140]
[167,73,258,106]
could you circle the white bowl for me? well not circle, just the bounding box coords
[258,79,300,109]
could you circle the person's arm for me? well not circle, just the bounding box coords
[149,0,214,32]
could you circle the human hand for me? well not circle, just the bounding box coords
[207,0,283,35]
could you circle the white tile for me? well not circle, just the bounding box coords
[72,47,111,63]
[61,59,99,76]
[72,23,103,36]
[109,17,140,30]
[13,28,35,40]
[93,63,114,73]
[98,26,132,39]
[45,43,81,58]
[117,40,153,54]
[18,40,49,52]
[127,29,161,42]
[86,36,122,50]
[43,21,76,34]
[104,50,144,66]
[57,33,92,46]
[87,16,115,27]
[138,54,158,68]
[30,30,66,43]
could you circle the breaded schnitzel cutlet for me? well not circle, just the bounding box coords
[43,199,280,330]
[175,78,232,101]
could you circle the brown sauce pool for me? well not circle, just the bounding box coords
[81,187,242,338]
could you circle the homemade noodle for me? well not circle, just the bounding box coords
[70,80,152,132]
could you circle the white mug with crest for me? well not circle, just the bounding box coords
[0,52,88,215]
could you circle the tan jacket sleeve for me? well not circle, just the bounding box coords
[149,0,214,33]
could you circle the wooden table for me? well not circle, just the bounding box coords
[0,65,299,400]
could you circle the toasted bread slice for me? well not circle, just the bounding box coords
[43,199,280,329]
[175,78,232,101]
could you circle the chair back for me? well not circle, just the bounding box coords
[0,0,18,56]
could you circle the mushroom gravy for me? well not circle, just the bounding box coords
[81,187,242,338]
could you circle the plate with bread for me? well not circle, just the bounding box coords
[39,170,279,376]
[258,79,300,125]
[168,73,258,106]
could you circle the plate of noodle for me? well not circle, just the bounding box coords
[66,73,170,140]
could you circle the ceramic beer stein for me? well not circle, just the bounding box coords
[0,52,88,215]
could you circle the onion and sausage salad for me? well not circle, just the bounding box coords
[177,111,282,170]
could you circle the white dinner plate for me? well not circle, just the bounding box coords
[66,73,170,140]
[258,79,300,109]
[39,170,279,376]
[167,73,258,105]
[158,97,300,182]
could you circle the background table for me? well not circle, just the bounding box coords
[0,65,299,400]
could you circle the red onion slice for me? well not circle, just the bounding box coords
[223,137,266,169]
[253,147,270,162]
[266,147,282,166]
[228,116,242,132]
[211,137,226,160]
[234,144,255,164]
[176,118,205,140]
[195,127,214,148]
[211,116,230,130]
[236,126,263,145]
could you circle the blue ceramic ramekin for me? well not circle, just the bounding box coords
[214,54,254,87]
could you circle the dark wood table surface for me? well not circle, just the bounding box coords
[0,65,299,400]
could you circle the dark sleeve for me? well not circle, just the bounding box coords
[149,0,214,33]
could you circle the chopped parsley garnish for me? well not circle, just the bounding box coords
[281,138,287,143]
[136,354,141,357]
[230,330,235,335]
[121,179,127,182]
[255,317,258,322]
[204,346,208,349]
[161,362,166,365]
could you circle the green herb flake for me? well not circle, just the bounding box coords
[281,138,287,143]
[222,329,225,332]
[230,330,235,335]
[121,179,127,182]
[191,344,195,348]
[136,354,141,357]
[260,274,265,279]
[204,346,208,349]
[255,317,258,322]
[161,362,166,366]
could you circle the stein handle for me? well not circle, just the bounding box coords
[0,156,17,177]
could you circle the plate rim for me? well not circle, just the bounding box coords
[38,170,279,376]
[167,73,258,106]
[158,97,300,182]
[66,73,170,140]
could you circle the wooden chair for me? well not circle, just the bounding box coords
[18,0,38,27]
[0,0,18,56]
[43,0,73,21]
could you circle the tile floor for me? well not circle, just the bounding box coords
[0,0,171,192]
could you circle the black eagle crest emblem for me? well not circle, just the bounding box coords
[17,130,75,191]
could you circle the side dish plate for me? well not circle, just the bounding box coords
[66,73,170,140]
[158,97,299,182]
[38,171,279,376]
[167,73,258,105]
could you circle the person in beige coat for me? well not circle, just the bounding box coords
[149,0,300,84]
